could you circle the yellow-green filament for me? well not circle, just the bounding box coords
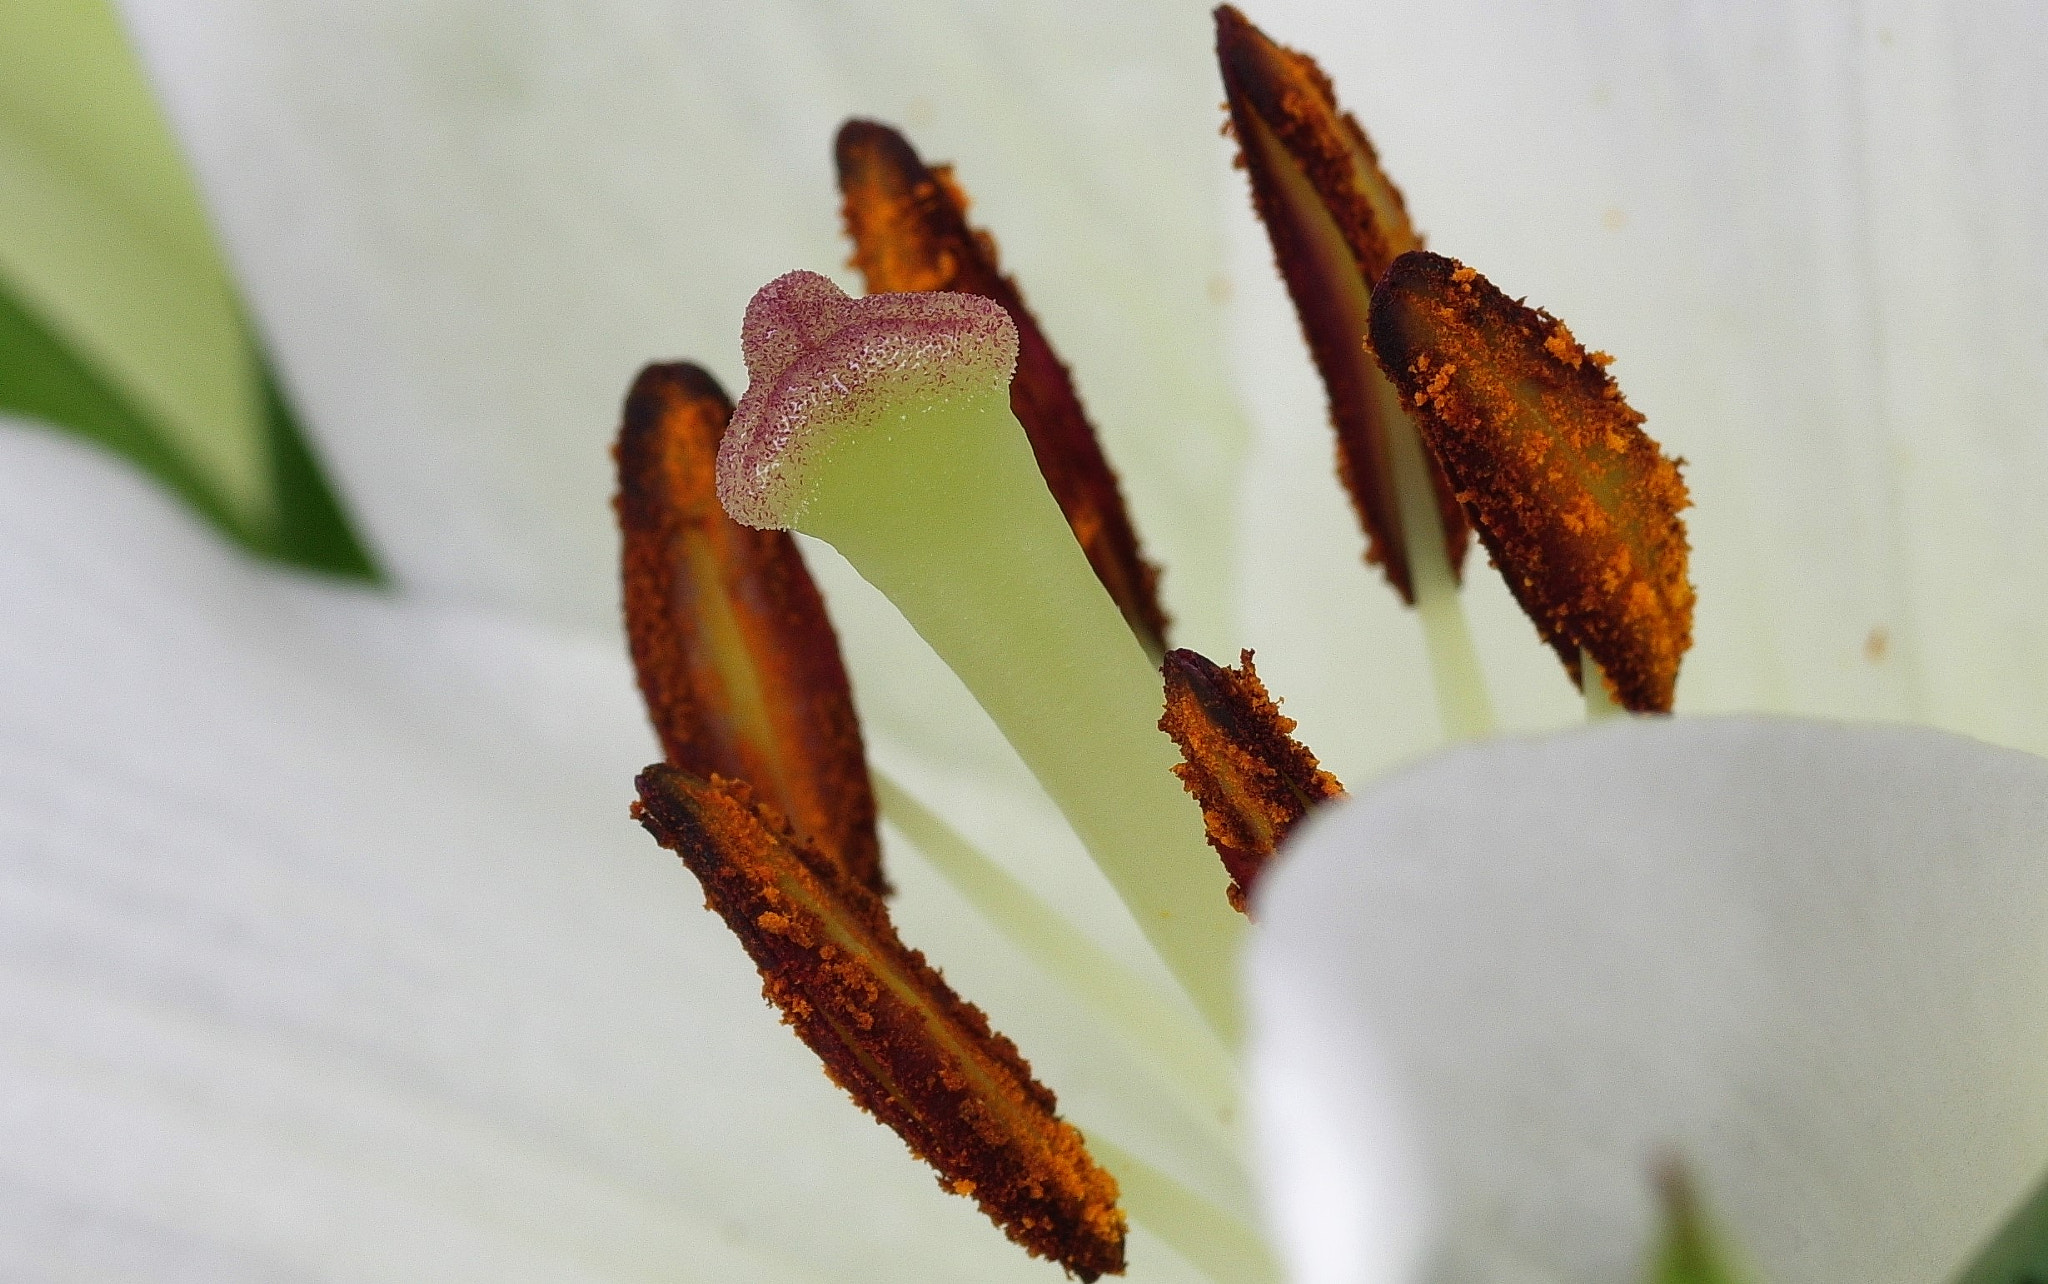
[1086,1133,1280,1284]
[1381,369,1494,740]
[1583,647,1626,721]
[873,771,1239,1133]
[1241,105,1492,744]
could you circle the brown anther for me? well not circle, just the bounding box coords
[835,119,1171,661]
[1369,251,1694,712]
[615,363,885,894]
[1215,5,1468,602]
[634,766,1127,1280]
[1160,648,1345,914]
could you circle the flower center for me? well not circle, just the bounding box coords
[614,9,1692,1279]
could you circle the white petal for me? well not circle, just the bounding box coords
[1228,1,2048,771]
[117,0,1252,644]
[0,418,1089,1281]
[1250,717,2048,1284]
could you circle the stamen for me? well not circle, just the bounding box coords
[718,271,1245,1042]
[1370,251,1694,713]
[615,362,884,893]
[836,120,1171,661]
[1213,5,1469,604]
[634,766,1127,1280]
[1159,649,1344,914]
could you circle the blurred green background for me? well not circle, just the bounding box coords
[0,0,376,579]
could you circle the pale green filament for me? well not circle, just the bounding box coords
[790,395,1246,1042]
[873,771,1238,1132]
[1241,105,1492,743]
[1379,368,1495,741]
[1583,647,1625,721]
[1086,1133,1280,1284]
[1648,1163,1750,1284]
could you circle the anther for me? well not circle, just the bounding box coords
[1160,649,1345,914]
[1214,5,1468,602]
[615,362,885,892]
[635,767,1126,1278]
[1369,252,1694,712]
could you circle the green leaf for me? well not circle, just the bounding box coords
[1955,1166,2048,1284]
[0,0,377,580]
[0,273,379,579]
[0,270,236,533]
[0,0,270,526]
[255,335,380,580]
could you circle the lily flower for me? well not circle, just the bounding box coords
[3,1,2046,1282]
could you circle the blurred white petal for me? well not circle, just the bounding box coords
[1252,717,2048,1283]
[116,0,1251,646]
[0,418,1105,1282]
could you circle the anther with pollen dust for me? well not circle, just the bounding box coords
[1368,250,1695,712]
[616,362,1126,1278]
[1160,648,1346,914]
[633,768,1127,1280]
[614,362,885,893]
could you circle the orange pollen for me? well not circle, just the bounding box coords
[1159,648,1346,914]
[1367,250,1694,712]
[633,767,1128,1280]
